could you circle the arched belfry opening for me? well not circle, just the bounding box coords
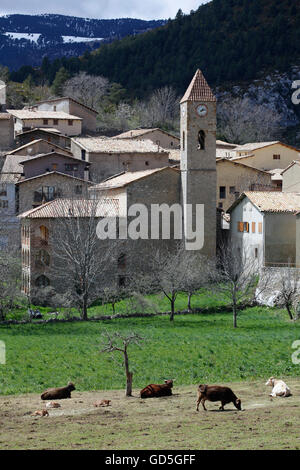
[198,130,205,150]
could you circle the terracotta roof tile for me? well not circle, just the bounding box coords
[180,69,216,104]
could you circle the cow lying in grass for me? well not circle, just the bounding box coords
[41,382,75,400]
[196,385,242,411]
[265,377,292,397]
[140,380,174,398]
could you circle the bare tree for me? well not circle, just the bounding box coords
[217,97,282,144]
[0,243,23,321]
[275,267,300,320]
[49,197,116,320]
[183,254,212,312]
[211,244,270,328]
[136,86,180,129]
[100,330,144,396]
[63,72,109,110]
[139,243,194,321]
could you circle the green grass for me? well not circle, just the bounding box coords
[0,305,299,396]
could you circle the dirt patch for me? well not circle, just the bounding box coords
[0,379,300,450]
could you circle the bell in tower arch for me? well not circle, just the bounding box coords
[198,130,205,150]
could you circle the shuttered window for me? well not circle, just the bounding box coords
[252,222,256,233]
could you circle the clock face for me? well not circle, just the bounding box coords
[196,104,208,117]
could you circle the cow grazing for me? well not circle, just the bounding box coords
[140,380,174,398]
[31,409,49,417]
[94,400,111,407]
[196,385,242,411]
[41,382,75,400]
[265,377,292,397]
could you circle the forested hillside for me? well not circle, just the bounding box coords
[10,0,300,97]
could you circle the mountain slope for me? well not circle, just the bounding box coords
[36,0,298,97]
[0,14,165,70]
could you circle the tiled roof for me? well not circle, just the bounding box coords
[113,128,179,140]
[234,141,280,152]
[73,137,168,154]
[7,110,82,120]
[216,158,270,174]
[18,198,119,219]
[20,151,89,164]
[0,113,12,120]
[33,96,98,115]
[0,154,27,177]
[92,167,177,190]
[18,127,65,135]
[16,171,93,185]
[228,191,300,213]
[267,169,284,181]
[281,160,300,175]
[180,69,216,104]
[8,139,72,156]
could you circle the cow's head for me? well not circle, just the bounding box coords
[164,379,174,387]
[265,377,274,387]
[68,382,76,391]
[234,398,242,410]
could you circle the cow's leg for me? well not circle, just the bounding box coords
[196,395,201,411]
[219,401,225,411]
[201,398,207,411]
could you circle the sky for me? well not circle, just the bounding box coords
[0,0,209,21]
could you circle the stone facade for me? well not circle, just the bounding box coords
[16,129,70,149]
[0,114,14,150]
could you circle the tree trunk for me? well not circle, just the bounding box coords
[233,305,237,328]
[124,348,132,396]
[170,298,175,321]
[286,303,294,320]
[82,296,88,321]
[188,292,192,312]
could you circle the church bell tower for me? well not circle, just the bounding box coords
[180,69,216,256]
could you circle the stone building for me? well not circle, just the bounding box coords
[7,109,82,137]
[0,113,14,150]
[230,141,300,171]
[17,172,93,214]
[71,137,170,183]
[31,97,98,133]
[16,128,70,149]
[228,192,300,269]
[113,128,180,149]
[216,158,276,211]
[7,139,72,158]
[19,69,218,297]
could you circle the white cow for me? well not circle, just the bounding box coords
[265,377,292,397]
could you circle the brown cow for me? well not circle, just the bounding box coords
[140,380,174,398]
[196,384,242,411]
[31,409,49,417]
[41,382,75,400]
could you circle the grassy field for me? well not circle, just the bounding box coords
[0,305,299,396]
[1,380,300,450]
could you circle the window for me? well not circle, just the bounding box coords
[229,186,236,194]
[243,222,249,233]
[145,161,149,166]
[118,253,126,269]
[198,130,205,150]
[0,200,8,208]
[53,119,58,125]
[252,222,256,233]
[258,222,263,234]
[52,163,58,171]
[35,275,50,288]
[255,248,258,258]
[218,202,223,208]
[65,164,78,172]
[75,185,82,195]
[53,106,57,111]
[237,221,249,233]
[35,249,50,267]
[40,225,49,244]
[273,154,281,160]
[42,186,56,201]
[219,186,226,199]
[68,120,73,126]
[0,184,7,196]
[81,149,86,161]
[43,119,49,125]
[182,132,185,151]
[118,275,126,287]
[170,141,174,147]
